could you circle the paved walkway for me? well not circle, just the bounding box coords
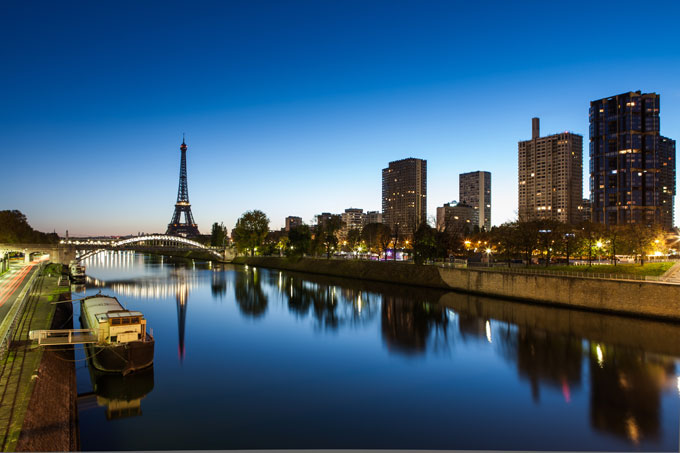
[661,262,680,284]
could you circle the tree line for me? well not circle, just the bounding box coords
[225,209,672,267]
[0,210,59,244]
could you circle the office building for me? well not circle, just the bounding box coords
[590,91,675,229]
[382,158,427,237]
[518,118,583,224]
[459,171,491,231]
[436,202,475,233]
[285,216,303,231]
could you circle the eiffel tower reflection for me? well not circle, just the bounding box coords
[176,281,188,361]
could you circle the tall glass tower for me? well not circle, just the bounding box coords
[590,91,675,229]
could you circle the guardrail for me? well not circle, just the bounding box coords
[434,262,663,282]
[0,263,43,359]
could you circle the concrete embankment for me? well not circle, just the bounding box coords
[232,256,680,321]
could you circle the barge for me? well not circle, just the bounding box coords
[69,260,86,282]
[80,294,154,375]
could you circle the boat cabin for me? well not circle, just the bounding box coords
[96,311,147,344]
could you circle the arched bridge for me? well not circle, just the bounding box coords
[74,235,231,262]
[0,235,234,264]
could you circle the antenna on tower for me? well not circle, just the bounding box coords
[182,132,185,144]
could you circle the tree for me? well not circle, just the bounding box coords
[491,222,520,267]
[516,220,540,266]
[288,225,312,257]
[346,229,362,254]
[0,210,59,244]
[313,215,344,259]
[361,223,392,258]
[557,222,580,266]
[276,236,289,256]
[210,222,228,247]
[623,224,660,266]
[232,210,270,256]
[536,220,562,267]
[578,221,604,266]
[413,222,437,264]
[602,225,624,266]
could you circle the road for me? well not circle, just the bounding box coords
[0,259,42,325]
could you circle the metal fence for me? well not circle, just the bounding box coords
[434,261,663,282]
[0,263,43,359]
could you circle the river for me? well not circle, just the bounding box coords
[73,251,680,451]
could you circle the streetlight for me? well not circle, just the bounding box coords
[595,241,603,264]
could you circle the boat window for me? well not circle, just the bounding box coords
[130,317,139,324]
[111,318,121,325]
[121,318,131,325]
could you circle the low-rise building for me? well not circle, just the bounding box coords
[436,202,475,234]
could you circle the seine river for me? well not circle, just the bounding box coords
[74,251,680,451]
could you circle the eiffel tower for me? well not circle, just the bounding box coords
[167,136,200,237]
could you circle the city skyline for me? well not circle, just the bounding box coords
[3,1,680,235]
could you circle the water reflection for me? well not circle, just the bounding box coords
[176,279,188,361]
[78,254,680,450]
[381,297,448,355]
[234,266,268,317]
[79,365,155,420]
[589,344,674,445]
[497,325,583,402]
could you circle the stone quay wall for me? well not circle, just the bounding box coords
[232,256,680,321]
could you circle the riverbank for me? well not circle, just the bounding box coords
[232,256,680,321]
[0,264,78,452]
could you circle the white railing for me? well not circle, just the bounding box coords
[438,263,663,282]
[29,328,99,345]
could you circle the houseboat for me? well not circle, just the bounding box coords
[80,294,154,375]
[69,260,86,282]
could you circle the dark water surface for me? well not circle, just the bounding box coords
[74,251,680,451]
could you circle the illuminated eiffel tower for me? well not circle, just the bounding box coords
[167,136,200,237]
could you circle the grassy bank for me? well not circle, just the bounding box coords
[527,262,674,276]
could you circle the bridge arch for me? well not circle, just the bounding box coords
[77,235,223,261]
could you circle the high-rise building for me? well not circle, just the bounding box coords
[285,216,302,231]
[341,208,363,238]
[436,202,475,233]
[578,198,591,223]
[363,211,383,226]
[590,91,675,229]
[459,171,491,231]
[382,158,427,237]
[518,118,583,224]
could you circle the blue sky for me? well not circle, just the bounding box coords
[2,0,680,235]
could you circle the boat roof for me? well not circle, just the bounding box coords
[83,296,144,322]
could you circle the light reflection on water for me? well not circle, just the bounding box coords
[74,251,680,451]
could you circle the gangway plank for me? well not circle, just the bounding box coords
[29,328,99,346]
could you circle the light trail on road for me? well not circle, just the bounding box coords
[0,262,37,307]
